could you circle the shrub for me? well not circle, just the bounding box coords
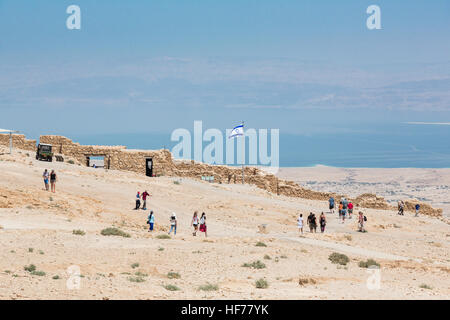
[67,160,75,164]
[419,284,432,290]
[242,260,266,269]
[128,276,145,283]
[52,275,60,280]
[167,272,181,279]
[255,242,267,247]
[328,252,350,265]
[198,283,218,291]
[31,270,46,276]
[134,271,148,277]
[131,263,139,269]
[39,250,44,255]
[100,227,130,238]
[156,234,171,239]
[73,229,85,236]
[164,284,180,291]
[24,264,36,272]
[158,247,165,251]
[28,248,34,253]
[359,259,380,268]
[173,180,181,185]
[263,254,271,260]
[255,278,269,289]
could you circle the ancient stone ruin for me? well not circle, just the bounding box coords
[0,133,443,217]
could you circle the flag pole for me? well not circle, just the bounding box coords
[241,120,244,184]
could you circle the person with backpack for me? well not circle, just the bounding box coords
[191,211,199,236]
[341,198,348,223]
[328,197,335,214]
[199,212,207,237]
[307,212,317,233]
[319,212,327,233]
[415,203,420,217]
[358,211,367,232]
[168,212,177,236]
[147,210,154,232]
[135,191,141,210]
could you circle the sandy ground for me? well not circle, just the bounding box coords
[0,148,449,300]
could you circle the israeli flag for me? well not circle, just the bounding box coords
[228,124,244,138]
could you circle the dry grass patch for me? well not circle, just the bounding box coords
[101,227,130,238]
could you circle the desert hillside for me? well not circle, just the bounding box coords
[0,147,449,299]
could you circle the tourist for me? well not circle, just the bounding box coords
[319,212,327,233]
[42,169,49,191]
[191,211,199,236]
[199,212,207,237]
[338,201,343,219]
[348,201,353,219]
[398,200,404,215]
[142,190,150,210]
[50,170,57,193]
[297,214,304,234]
[307,212,317,233]
[358,211,366,232]
[341,198,348,223]
[168,212,177,236]
[329,197,335,214]
[415,203,420,217]
[147,210,154,232]
[135,191,141,210]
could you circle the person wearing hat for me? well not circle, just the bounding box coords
[168,212,177,235]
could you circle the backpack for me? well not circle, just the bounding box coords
[364,216,367,222]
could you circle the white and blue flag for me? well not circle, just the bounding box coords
[228,124,244,138]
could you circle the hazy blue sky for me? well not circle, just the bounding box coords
[0,0,449,137]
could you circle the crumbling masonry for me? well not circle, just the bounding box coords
[0,134,443,217]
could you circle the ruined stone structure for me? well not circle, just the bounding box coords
[0,134,443,217]
[0,134,36,152]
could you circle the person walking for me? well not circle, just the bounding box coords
[398,200,405,215]
[199,212,207,237]
[307,212,317,233]
[191,211,199,236]
[297,214,304,234]
[329,197,335,214]
[319,212,327,233]
[147,210,155,232]
[348,201,353,219]
[358,211,366,232]
[135,192,141,210]
[415,203,420,217]
[141,190,150,210]
[168,212,177,235]
[338,201,343,219]
[42,169,49,191]
[50,170,57,193]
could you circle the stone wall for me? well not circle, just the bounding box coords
[0,134,36,152]
[39,135,174,176]
[5,134,440,217]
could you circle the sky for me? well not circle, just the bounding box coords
[0,0,449,138]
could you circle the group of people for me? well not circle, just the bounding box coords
[398,200,421,217]
[329,197,353,223]
[135,190,151,210]
[42,169,57,192]
[146,210,207,237]
[297,212,327,234]
[297,197,368,234]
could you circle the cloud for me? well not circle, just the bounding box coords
[405,122,450,125]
